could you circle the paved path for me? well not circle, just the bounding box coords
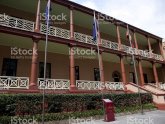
[79,110,165,124]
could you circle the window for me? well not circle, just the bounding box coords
[39,62,51,78]
[112,71,121,82]
[143,73,148,83]
[1,58,17,76]
[94,68,100,81]
[129,72,135,83]
[75,66,80,80]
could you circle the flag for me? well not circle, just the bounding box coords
[126,25,132,42]
[45,0,51,25]
[92,11,99,42]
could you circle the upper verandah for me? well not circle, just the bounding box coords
[0,0,163,52]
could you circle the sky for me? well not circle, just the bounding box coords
[70,0,165,39]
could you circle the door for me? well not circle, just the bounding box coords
[129,72,135,83]
[94,68,100,81]
[1,58,17,76]
[39,62,51,78]
[75,66,80,80]
[143,73,148,83]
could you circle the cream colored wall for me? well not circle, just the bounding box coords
[0,45,31,77]
[38,52,70,79]
[0,45,162,84]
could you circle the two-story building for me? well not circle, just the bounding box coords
[0,0,165,108]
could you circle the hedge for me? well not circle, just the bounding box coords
[0,93,152,117]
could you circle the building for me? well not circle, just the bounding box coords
[0,0,165,108]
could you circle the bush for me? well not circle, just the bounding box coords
[0,93,152,116]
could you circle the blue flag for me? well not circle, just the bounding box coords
[45,0,51,25]
[92,12,98,42]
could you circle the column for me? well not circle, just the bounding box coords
[152,62,159,85]
[120,55,127,85]
[158,40,164,59]
[30,38,39,89]
[138,60,144,86]
[70,6,74,40]
[69,7,76,90]
[116,24,127,84]
[147,36,152,52]
[99,51,105,82]
[134,31,144,86]
[116,24,121,49]
[69,45,76,90]
[29,0,40,90]
[133,31,138,49]
[34,0,40,33]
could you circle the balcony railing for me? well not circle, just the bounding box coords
[0,14,163,61]
[0,76,29,89]
[76,80,101,90]
[0,14,34,32]
[40,24,70,39]
[76,80,124,90]
[105,82,124,90]
[74,32,97,45]
[38,78,70,90]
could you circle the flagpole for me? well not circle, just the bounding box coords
[42,1,50,124]
[93,10,105,118]
[127,25,143,115]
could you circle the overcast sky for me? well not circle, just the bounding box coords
[70,0,165,39]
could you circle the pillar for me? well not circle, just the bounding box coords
[29,0,40,90]
[116,24,121,49]
[30,38,39,89]
[134,31,144,86]
[70,6,74,40]
[147,36,152,52]
[138,60,144,86]
[133,31,138,49]
[120,55,127,84]
[152,62,159,85]
[34,0,40,33]
[69,45,76,90]
[69,6,76,90]
[99,51,105,82]
[158,40,164,59]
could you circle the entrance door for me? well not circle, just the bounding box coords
[1,58,17,76]
[112,71,121,82]
[129,72,135,83]
[75,66,79,80]
[94,68,100,81]
[39,62,51,78]
[143,73,148,84]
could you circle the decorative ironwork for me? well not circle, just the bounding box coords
[38,78,70,89]
[76,80,101,90]
[0,14,163,61]
[0,76,29,89]
[0,14,34,32]
[105,82,124,90]
[40,24,70,39]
